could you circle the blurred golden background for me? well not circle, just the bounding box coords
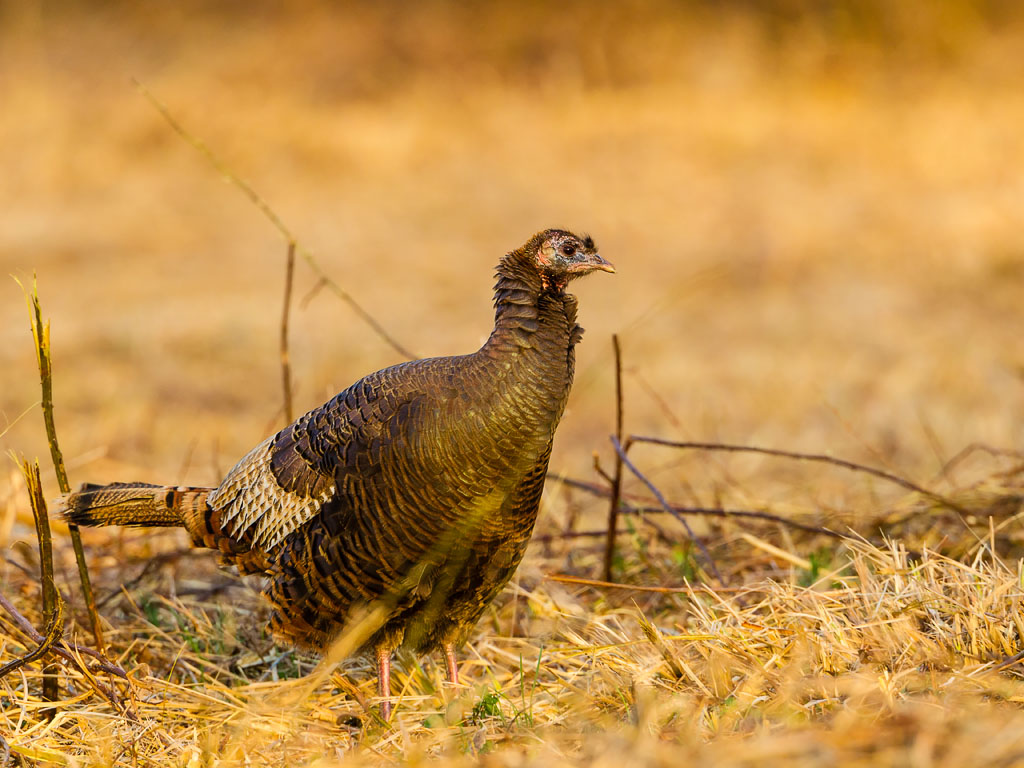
[1,0,1022,530]
[3,3,1024,763]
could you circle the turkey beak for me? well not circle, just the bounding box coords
[573,253,615,274]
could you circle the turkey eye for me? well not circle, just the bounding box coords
[561,244,576,257]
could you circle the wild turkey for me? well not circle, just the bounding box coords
[61,228,613,719]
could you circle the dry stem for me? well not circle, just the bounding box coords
[602,334,625,582]
[280,240,296,423]
[20,278,103,650]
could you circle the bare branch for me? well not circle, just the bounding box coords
[628,435,973,516]
[534,529,631,544]
[933,442,1024,483]
[0,590,126,678]
[545,472,849,539]
[0,591,64,681]
[612,436,726,586]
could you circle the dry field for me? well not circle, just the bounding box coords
[2,2,1024,765]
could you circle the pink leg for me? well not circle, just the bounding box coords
[376,646,392,721]
[443,643,459,686]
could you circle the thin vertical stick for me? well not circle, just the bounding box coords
[602,335,624,582]
[21,459,63,716]
[22,277,104,650]
[280,240,296,424]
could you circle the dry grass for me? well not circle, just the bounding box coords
[4,475,1024,766]
[2,1,1024,764]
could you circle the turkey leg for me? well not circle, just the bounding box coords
[376,646,392,721]
[444,642,459,686]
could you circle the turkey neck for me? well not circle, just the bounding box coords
[477,253,580,425]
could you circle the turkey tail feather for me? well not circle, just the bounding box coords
[60,482,211,531]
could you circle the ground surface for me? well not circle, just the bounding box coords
[1,2,1024,765]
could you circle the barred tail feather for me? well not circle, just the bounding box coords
[59,482,271,572]
[60,482,211,531]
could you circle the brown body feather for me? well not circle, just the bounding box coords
[61,229,612,712]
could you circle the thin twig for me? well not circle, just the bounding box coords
[629,505,847,538]
[300,276,329,309]
[534,529,632,544]
[0,582,137,718]
[611,436,726,586]
[66,644,134,716]
[280,240,296,423]
[0,591,126,677]
[19,277,104,650]
[133,79,416,360]
[0,590,64,681]
[629,435,973,516]
[603,334,624,582]
[591,454,614,486]
[548,473,610,497]
[933,442,1024,484]
[546,473,849,539]
[545,573,751,594]
[995,647,1024,671]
